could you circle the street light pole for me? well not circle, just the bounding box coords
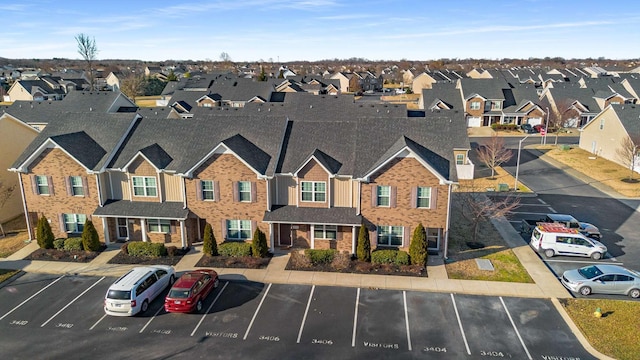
[543,107,549,145]
[515,134,531,191]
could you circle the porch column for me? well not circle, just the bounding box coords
[180,220,187,248]
[102,217,110,245]
[351,226,357,255]
[310,224,315,249]
[141,218,148,242]
[269,223,274,253]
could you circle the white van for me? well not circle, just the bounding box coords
[530,223,607,260]
[104,265,175,316]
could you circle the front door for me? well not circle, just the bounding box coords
[279,224,292,246]
[117,218,129,240]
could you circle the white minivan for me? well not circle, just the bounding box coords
[530,223,607,260]
[104,265,175,316]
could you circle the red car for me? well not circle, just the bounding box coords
[164,269,219,313]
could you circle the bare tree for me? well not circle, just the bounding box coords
[616,134,640,181]
[75,33,98,91]
[542,97,577,145]
[0,180,17,237]
[476,135,512,179]
[456,186,520,243]
[120,74,145,103]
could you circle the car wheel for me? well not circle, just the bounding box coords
[591,252,603,260]
[141,300,149,313]
[579,286,592,296]
[544,249,555,258]
[196,300,203,313]
[629,289,640,299]
[214,278,220,288]
[169,274,175,285]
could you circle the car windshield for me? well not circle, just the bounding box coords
[107,290,131,300]
[168,289,191,299]
[578,266,603,279]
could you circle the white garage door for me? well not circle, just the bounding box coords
[527,117,542,126]
[467,117,482,127]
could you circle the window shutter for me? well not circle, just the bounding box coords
[30,175,38,194]
[390,186,397,208]
[82,177,89,197]
[232,181,239,202]
[221,219,227,240]
[404,226,410,246]
[251,220,258,235]
[214,181,220,202]
[65,177,72,196]
[47,176,54,195]
[59,214,65,233]
[196,181,203,201]
[370,185,377,207]
[410,187,417,208]
[430,187,438,209]
[250,182,257,203]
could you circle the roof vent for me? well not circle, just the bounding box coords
[258,108,261,112]
[268,108,271,112]
[155,111,158,115]
[89,107,93,111]
[309,105,313,108]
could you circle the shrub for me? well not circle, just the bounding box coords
[219,242,252,257]
[127,242,168,257]
[288,251,312,268]
[409,223,428,266]
[356,225,371,262]
[331,251,352,271]
[491,123,518,131]
[36,215,55,249]
[304,249,337,265]
[166,246,178,256]
[63,237,84,251]
[202,223,218,256]
[120,242,129,254]
[81,220,101,251]
[53,238,66,250]
[372,249,409,265]
[252,228,269,258]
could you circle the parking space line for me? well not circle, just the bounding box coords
[139,301,165,333]
[190,281,229,337]
[41,276,105,327]
[538,199,548,205]
[499,297,532,360]
[545,259,622,265]
[243,283,271,340]
[0,275,65,321]
[450,294,471,355]
[89,314,106,330]
[296,285,315,344]
[351,287,360,347]
[403,291,412,351]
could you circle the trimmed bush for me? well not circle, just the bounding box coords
[409,223,428,266]
[356,225,371,262]
[166,246,178,256]
[372,249,410,265]
[36,215,55,249]
[202,223,218,256]
[127,242,168,257]
[63,237,84,251]
[491,123,518,131]
[219,242,252,257]
[81,220,101,251]
[53,238,66,250]
[252,228,269,258]
[304,249,337,265]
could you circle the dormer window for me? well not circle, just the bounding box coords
[470,101,481,110]
[132,176,157,197]
[301,181,326,202]
[490,101,501,110]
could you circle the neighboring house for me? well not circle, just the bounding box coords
[540,85,602,127]
[579,104,640,172]
[466,68,493,79]
[11,98,468,257]
[145,66,166,81]
[458,78,511,127]
[412,70,463,94]
[6,78,66,101]
[357,71,383,92]
[106,72,123,90]
[329,72,359,93]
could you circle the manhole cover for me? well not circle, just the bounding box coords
[475,259,494,271]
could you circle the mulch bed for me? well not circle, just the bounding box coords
[25,246,106,263]
[285,258,428,277]
[195,254,272,269]
[107,248,190,266]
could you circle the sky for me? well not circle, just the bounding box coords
[2,0,640,62]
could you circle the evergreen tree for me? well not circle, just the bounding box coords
[257,66,267,81]
[356,225,371,262]
[81,219,101,251]
[409,223,428,266]
[202,223,218,256]
[36,215,54,249]
[252,228,269,258]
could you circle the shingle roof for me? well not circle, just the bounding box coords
[613,104,640,139]
[459,78,511,100]
[263,205,361,225]
[94,200,189,219]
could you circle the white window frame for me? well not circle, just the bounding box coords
[301,181,326,202]
[148,219,170,233]
[417,187,432,208]
[377,225,403,246]
[227,219,251,240]
[377,185,390,207]
[201,180,215,201]
[132,176,157,197]
[64,213,86,233]
[117,218,129,239]
[456,154,464,165]
[470,101,480,110]
[491,101,501,110]
[426,227,441,250]
[314,225,337,240]
[70,176,84,196]
[36,175,50,195]
[599,118,605,130]
[238,181,251,202]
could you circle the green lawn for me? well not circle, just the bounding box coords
[0,269,19,284]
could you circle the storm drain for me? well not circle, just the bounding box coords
[475,259,495,271]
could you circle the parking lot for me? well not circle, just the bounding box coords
[0,272,595,359]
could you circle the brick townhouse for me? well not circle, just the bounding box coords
[10,97,469,256]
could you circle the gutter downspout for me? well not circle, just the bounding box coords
[444,183,452,260]
[18,173,32,241]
